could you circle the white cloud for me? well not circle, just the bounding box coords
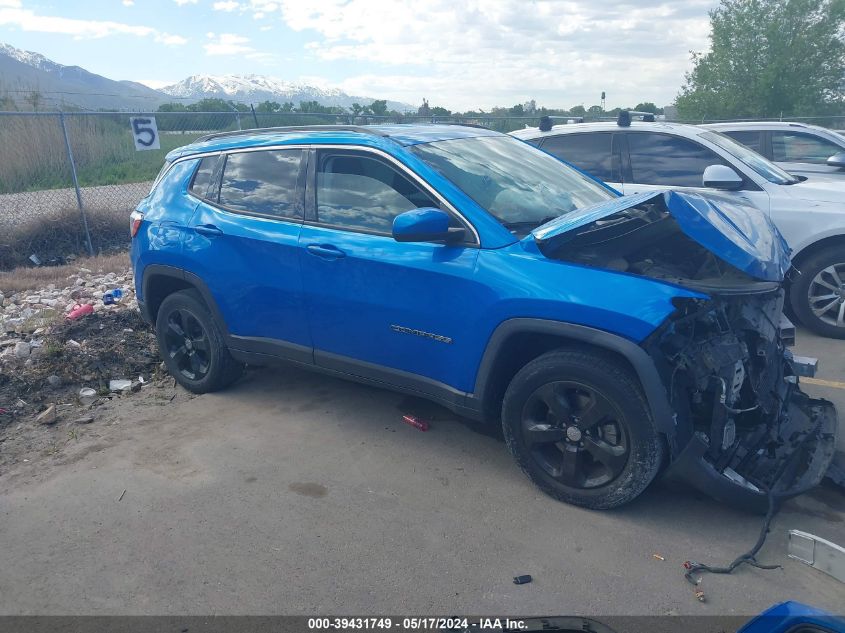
[135,78,176,89]
[173,0,198,5]
[204,32,274,62]
[122,0,134,6]
[213,1,240,11]
[0,0,22,7]
[0,5,187,45]
[278,0,716,110]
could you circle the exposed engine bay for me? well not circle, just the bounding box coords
[541,201,838,508]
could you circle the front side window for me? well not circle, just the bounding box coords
[771,131,843,164]
[315,152,439,234]
[701,130,798,185]
[410,135,614,230]
[722,130,763,154]
[627,132,726,187]
[540,133,619,182]
[218,149,302,218]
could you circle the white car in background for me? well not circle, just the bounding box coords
[511,118,845,338]
[702,121,845,180]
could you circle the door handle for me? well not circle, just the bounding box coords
[306,244,346,259]
[195,224,223,237]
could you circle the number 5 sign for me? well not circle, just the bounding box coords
[130,116,160,151]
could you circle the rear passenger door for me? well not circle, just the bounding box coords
[538,132,623,190]
[183,148,311,360]
[298,147,483,394]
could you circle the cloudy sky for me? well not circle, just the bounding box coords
[0,0,718,110]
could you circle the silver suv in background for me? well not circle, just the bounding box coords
[703,121,845,180]
[511,118,845,338]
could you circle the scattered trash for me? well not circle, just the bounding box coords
[66,303,94,321]
[117,489,126,502]
[130,380,143,393]
[653,553,665,561]
[66,339,81,349]
[29,254,42,266]
[109,379,132,393]
[788,530,845,584]
[103,289,123,305]
[34,404,57,425]
[78,388,97,406]
[513,575,533,585]
[402,414,430,432]
[693,588,706,603]
[0,408,7,415]
[72,415,95,424]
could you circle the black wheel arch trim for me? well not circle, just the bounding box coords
[141,264,230,336]
[469,318,678,437]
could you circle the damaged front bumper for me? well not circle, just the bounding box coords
[648,289,838,512]
[664,389,837,512]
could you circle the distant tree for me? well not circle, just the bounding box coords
[430,106,451,116]
[676,0,845,120]
[255,100,281,113]
[569,105,586,117]
[633,102,662,114]
[417,98,431,117]
[351,102,363,116]
[188,98,240,112]
[281,102,294,112]
[158,102,188,112]
[25,90,42,112]
[587,105,603,115]
[509,103,525,116]
[369,99,388,116]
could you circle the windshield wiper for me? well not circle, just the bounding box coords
[502,216,559,232]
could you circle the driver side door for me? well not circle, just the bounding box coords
[297,147,487,395]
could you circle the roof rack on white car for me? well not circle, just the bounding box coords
[617,110,656,127]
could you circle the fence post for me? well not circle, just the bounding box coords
[59,112,94,257]
[235,112,242,130]
[250,104,259,128]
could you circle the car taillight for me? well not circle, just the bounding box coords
[130,210,144,238]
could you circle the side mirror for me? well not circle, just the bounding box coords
[826,152,845,169]
[392,208,461,243]
[703,164,744,191]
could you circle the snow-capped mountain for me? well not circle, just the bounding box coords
[0,42,414,112]
[0,42,167,110]
[0,42,62,73]
[161,74,413,112]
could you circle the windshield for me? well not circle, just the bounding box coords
[409,136,615,230]
[699,130,800,185]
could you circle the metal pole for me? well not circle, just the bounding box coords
[59,112,94,257]
[250,104,259,128]
[236,112,242,130]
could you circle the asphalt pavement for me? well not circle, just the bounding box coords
[0,328,842,617]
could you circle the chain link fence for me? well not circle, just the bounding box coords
[1,109,843,269]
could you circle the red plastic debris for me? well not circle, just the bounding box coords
[66,303,94,320]
[402,414,429,432]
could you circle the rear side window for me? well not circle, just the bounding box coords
[723,130,763,154]
[540,133,619,182]
[315,152,439,234]
[219,149,302,218]
[627,132,726,187]
[189,157,217,199]
[772,131,842,164]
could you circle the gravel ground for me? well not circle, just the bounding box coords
[0,181,151,229]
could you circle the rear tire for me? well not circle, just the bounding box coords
[502,348,665,510]
[155,289,243,393]
[790,247,845,339]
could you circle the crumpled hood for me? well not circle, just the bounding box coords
[531,190,791,282]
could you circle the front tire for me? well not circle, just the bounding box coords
[155,289,243,393]
[790,248,845,339]
[502,349,664,510]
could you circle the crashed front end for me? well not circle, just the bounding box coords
[534,190,838,510]
[646,288,836,510]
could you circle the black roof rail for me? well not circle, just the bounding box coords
[617,110,656,127]
[193,124,391,144]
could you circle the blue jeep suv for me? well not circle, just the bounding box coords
[131,124,836,510]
